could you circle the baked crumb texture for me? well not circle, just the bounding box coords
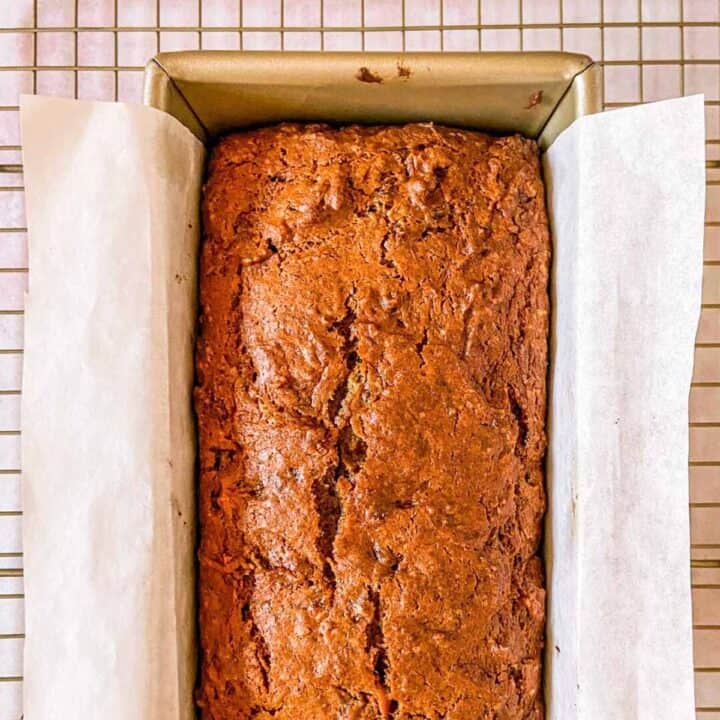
[195,123,549,720]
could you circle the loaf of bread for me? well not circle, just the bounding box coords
[195,123,549,719]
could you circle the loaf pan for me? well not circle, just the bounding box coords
[141,49,602,718]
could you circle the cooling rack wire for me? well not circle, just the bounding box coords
[0,0,718,717]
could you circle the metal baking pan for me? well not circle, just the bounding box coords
[143,51,601,151]
[140,50,603,717]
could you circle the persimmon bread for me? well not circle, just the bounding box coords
[195,122,549,720]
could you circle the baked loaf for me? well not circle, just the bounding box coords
[195,123,549,720]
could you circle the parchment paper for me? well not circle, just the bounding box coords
[543,94,704,719]
[20,95,204,720]
[19,93,704,719]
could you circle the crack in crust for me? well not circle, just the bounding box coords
[365,586,397,718]
[311,463,343,593]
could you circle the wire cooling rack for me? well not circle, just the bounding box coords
[0,1,718,718]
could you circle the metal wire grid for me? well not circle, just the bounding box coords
[0,0,718,717]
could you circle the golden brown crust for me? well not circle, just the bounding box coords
[195,122,550,720]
